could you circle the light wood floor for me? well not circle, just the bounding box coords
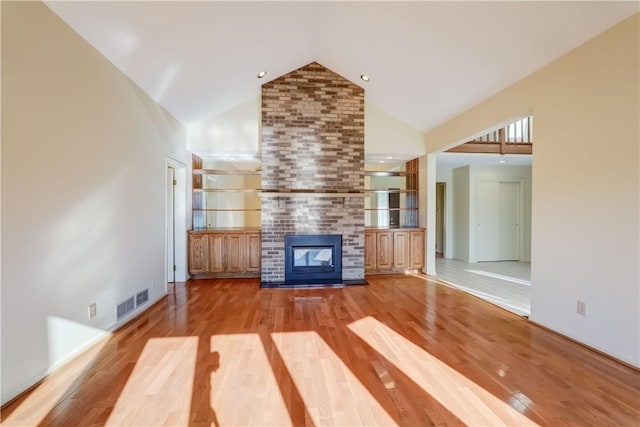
[2,275,639,426]
[435,259,531,316]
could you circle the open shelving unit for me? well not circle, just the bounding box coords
[192,156,262,230]
[191,155,420,230]
[364,159,419,228]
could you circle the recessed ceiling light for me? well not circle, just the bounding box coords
[378,160,385,163]
[360,74,370,82]
[257,71,267,79]
[499,160,507,164]
[386,156,393,159]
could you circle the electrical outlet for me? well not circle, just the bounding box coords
[577,300,586,316]
[88,303,97,319]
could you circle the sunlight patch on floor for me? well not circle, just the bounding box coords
[1,336,110,427]
[271,331,398,427]
[209,333,292,427]
[105,337,197,427]
[348,316,539,426]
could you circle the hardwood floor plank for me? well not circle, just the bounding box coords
[1,275,639,426]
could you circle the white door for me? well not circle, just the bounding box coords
[475,181,520,262]
[476,181,500,261]
[499,182,520,260]
[167,166,175,282]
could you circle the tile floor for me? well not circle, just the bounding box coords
[434,258,531,316]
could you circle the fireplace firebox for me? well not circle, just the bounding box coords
[285,234,342,284]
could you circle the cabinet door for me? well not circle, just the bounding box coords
[410,230,425,269]
[376,232,393,270]
[364,230,377,271]
[188,234,209,274]
[245,232,261,273]
[225,233,245,273]
[208,233,224,273]
[393,231,410,269]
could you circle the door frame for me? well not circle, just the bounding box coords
[435,182,446,257]
[167,165,176,283]
[165,157,188,291]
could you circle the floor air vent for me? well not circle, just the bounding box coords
[116,296,135,321]
[136,289,149,307]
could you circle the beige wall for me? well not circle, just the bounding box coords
[188,98,261,160]
[425,14,639,366]
[188,98,426,161]
[452,166,470,262]
[365,102,426,158]
[1,1,190,403]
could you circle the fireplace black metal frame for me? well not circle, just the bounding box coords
[284,234,342,284]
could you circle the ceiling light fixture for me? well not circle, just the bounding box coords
[499,160,507,164]
[360,74,370,82]
[257,71,267,79]
[386,156,393,159]
[379,160,385,163]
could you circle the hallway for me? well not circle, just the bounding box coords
[434,258,531,316]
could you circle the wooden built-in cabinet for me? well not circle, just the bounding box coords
[364,228,425,274]
[364,231,377,271]
[393,231,410,269]
[188,233,209,274]
[188,229,261,278]
[189,228,423,277]
[409,230,425,269]
[376,231,394,270]
[245,233,261,273]
[207,233,224,273]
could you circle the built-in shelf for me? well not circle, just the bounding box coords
[193,208,261,212]
[364,189,417,194]
[365,160,419,228]
[193,188,262,193]
[190,157,420,230]
[192,155,262,230]
[365,171,414,177]
[194,169,261,176]
[259,191,366,198]
[365,208,414,211]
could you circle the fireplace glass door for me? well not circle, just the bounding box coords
[293,247,334,270]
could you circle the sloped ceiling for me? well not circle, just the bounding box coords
[45,1,638,132]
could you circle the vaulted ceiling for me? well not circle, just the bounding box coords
[45,1,638,132]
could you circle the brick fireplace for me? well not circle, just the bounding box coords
[260,62,365,285]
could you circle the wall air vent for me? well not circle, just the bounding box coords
[116,296,135,321]
[136,289,149,307]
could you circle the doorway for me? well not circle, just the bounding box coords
[430,151,532,316]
